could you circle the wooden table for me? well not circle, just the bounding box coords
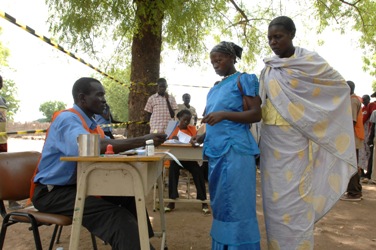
[158,143,204,161]
[61,153,167,250]
[155,144,209,208]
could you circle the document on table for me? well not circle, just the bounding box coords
[177,131,191,143]
[164,139,185,144]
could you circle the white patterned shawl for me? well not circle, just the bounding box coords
[260,47,357,221]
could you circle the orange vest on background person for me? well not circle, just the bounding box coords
[169,125,197,139]
[28,108,105,200]
[351,96,365,140]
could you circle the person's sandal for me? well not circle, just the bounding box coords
[164,202,175,212]
[202,203,211,214]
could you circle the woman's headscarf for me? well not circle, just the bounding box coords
[210,41,243,61]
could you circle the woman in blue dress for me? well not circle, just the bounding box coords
[191,41,262,249]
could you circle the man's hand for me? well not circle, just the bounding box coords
[143,133,167,147]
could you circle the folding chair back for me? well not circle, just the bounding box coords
[0,151,97,250]
[0,151,40,202]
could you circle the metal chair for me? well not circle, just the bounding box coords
[0,151,97,250]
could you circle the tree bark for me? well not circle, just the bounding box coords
[128,0,163,137]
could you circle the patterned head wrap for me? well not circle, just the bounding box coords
[210,41,243,60]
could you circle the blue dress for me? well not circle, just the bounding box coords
[204,72,261,249]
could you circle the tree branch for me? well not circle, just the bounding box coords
[316,0,340,24]
[338,0,366,30]
[228,0,249,22]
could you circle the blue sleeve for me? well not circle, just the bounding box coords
[52,112,89,156]
[239,73,259,97]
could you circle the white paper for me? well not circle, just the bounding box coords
[177,131,192,143]
[155,151,183,167]
[164,139,185,144]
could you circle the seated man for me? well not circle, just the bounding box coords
[31,77,166,249]
[164,110,209,214]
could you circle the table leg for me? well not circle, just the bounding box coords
[126,167,150,250]
[157,173,167,249]
[67,159,166,250]
[69,166,88,250]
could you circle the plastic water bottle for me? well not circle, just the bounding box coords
[56,247,64,250]
[145,139,154,156]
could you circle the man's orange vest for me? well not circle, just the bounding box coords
[29,108,105,199]
[351,96,365,140]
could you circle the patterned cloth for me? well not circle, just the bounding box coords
[144,93,177,133]
[204,72,260,249]
[259,47,357,250]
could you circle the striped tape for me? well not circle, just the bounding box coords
[0,10,127,86]
[99,121,149,128]
[169,83,210,89]
[0,10,212,91]
[0,121,149,136]
[0,129,47,136]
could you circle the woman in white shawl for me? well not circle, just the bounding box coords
[259,16,357,250]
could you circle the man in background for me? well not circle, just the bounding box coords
[358,95,376,183]
[367,110,376,185]
[361,93,376,181]
[0,75,23,210]
[177,93,197,126]
[341,81,364,201]
[144,78,177,133]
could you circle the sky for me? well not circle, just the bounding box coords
[0,0,374,122]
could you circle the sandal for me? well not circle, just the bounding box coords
[164,202,175,212]
[202,203,211,214]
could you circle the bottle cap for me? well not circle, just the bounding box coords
[105,144,114,154]
[146,139,154,145]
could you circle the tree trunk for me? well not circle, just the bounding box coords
[128,1,163,137]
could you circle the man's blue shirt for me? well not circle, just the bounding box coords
[34,105,98,185]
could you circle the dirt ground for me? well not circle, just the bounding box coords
[1,171,376,250]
